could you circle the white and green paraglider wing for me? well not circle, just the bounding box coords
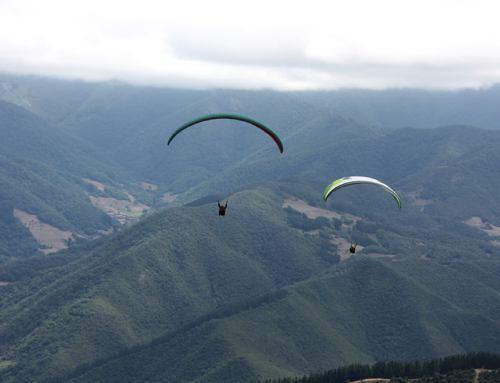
[322,176,401,209]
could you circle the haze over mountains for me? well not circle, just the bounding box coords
[1,73,500,382]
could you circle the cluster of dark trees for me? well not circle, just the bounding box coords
[259,352,500,383]
[0,237,104,282]
[480,370,500,383]
[284,206,332,232]
[417,369,476,383]
[0,200,40,261]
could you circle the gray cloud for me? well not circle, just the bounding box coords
[1,0,500,90]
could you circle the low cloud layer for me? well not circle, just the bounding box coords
[1,0,499,90]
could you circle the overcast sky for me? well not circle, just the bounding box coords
[1,0,499,91]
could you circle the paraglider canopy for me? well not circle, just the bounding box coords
[323,176,401,209]
[167,113,283,153]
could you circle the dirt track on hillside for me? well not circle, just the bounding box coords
[350,379,390,383]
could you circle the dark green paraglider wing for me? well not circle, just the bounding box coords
[167,113,283,153]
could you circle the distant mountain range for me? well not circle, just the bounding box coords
[296,86,500,130]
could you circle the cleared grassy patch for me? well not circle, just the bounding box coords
[463,217,500,237]
[13,209,72,253]
[282,198,343,220]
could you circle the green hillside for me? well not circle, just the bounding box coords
[1,177,500,382]
[0,100,124,182]
[57,257,500,383]
[0,101,115,258]
[0,185,338,382]
[0,100,169,258]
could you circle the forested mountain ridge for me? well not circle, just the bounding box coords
[0,101,118,259]
[2,77,500,277]
[294,85,500,130]
[0,99,172,259]
[4,74,500,208]
[41,256,500,383]
[0,184,340,382]
[5,73,500,132]
[1,74,500,382]
[1,177,500,382]
[5,73,500,195]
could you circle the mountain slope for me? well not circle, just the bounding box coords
[0,185,335,382]
[295,86,500,130]
[2,75,500,383]
[0,101,129,257]
[66,257,500,383]
[2,177,500,382]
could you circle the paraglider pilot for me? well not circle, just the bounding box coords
[349,240,358,254]
[218,200,228,216]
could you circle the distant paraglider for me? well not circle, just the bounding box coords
[349,239,359,254]
[218,200,228,216]
[167,113,284,153]
[323,176,401,209]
